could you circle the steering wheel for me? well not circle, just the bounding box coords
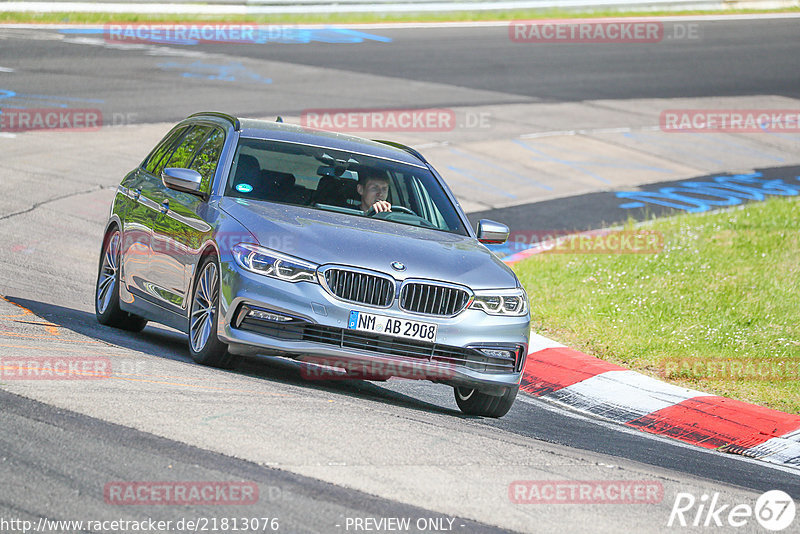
[365,205,416,217]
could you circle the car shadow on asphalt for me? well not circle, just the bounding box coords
[6,296,465,418]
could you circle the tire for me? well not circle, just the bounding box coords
[95,227,148,332]
[188,255,239,369]
[454,384,519,418]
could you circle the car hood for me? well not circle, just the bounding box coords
[219,198,518,289]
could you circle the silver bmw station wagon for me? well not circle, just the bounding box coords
[95,112,530,417]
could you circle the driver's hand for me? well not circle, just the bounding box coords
[371,200,392,213]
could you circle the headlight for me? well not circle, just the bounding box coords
[469,288,528,316]
[232,243,318,283]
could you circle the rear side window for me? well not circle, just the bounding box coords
[164,126,212,169]
[189,128,225,194]
[143,126,188,175]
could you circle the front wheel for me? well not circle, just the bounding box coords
[188,256,239,369]
[95,228,147,332]
[454,385,518,418]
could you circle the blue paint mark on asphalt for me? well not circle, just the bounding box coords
[59,29,104,34]
[280,28,392,44]
[690,132,785,163]
[157,62,272,84]
[622,131,727,167]
[513,139,674,185]
[448,148,552,191]
[17,93,104,103]
[446,165,517,199]
[616,173,800,213]
[514,138,610,184]
[0,89,104,109]
[758,121,800,141]
[58,26,392,45]
[757,128,800,143]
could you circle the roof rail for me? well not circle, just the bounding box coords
[188,111,241,131]
[373,140,428,164]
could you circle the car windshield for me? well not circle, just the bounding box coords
[224,137,468,235]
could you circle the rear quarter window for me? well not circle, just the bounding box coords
[188,128,226,194]
[164,126,212,169]
[143,126,189,175]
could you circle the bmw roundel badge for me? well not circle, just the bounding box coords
[391,261,406,271]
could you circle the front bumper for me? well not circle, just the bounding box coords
[216,260,530,394]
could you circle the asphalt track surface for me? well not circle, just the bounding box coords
[1,19,798,123]
[466,164,800,231]
[208,20,800,103]
[1,19,799,533]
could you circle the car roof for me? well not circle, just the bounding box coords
[187,112,427,168]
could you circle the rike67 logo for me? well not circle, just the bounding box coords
[668,490,796,531]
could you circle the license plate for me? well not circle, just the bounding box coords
[348,311,437,343]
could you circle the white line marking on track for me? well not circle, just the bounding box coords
[528,333,566,352]
[520,126,661,139]
[0,66,14,72]
[549,369,713,421]
[2,13,800,30]
[414,141,450,149]
[748,437,800,464]
[517,393,800,475]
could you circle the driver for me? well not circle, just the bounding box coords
[357,169,392,214]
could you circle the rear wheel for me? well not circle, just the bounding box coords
[188,256,239,369]
[454,385,518,418]
[95,228,147,332]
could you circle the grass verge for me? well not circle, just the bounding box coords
[0,7,798,25]
[514,196,800,414]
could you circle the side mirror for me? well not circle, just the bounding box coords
[162,168,203,197]
[476,219,510,244]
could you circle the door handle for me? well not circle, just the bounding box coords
[160,199,170,214]
[132,188,141,201]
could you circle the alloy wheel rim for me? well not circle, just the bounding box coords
[96,231,119,314]
[190,262,218,352]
